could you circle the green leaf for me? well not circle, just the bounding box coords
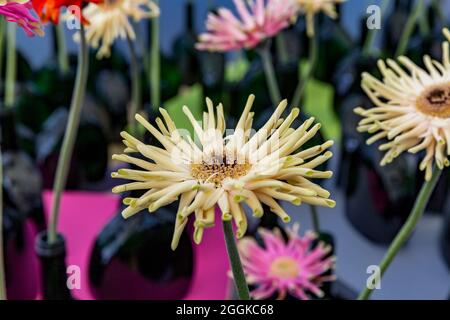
[164,84,204,137]
[225,53,250,83]
[303,78,341,142]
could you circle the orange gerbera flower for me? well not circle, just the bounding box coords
[31,0,101,24]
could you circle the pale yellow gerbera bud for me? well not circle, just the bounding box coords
[354,42,450,181]
[112,95,335,250]
[296,0,346,37]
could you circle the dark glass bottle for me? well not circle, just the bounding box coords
[314,5,353,83]
[198,8,225,105]
[1,106,46,298]
[92,51,130,141]
[35,231,72,300]
[332,11,380,115]
[1,106,45,230]
[88,194,194,300]
[440,177,450,270]
[173,1,199,87]
[36,100,109,190]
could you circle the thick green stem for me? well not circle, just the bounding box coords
[309,205,320,234]
[47,24,89,244]
[395,0,423,57]
[56,23,70,75]
[362,0,389,57]
[150,0,160,110]
[358,168,442,300]
[4,23,16,109]
[291,28,317,107]
[126,34,141,138]
[259,45,281,106]
[222,220,250,300]
[0,149,6,300]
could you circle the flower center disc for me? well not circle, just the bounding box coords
[269,256,300,279]
[416,82,450,118]
[190,154,251,186]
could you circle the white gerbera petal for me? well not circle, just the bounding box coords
[355,42,450,181]
[112,95,334,249]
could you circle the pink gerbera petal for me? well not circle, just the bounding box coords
[196,0,298,52]
[0,1,43,36]
[237,223,336,300]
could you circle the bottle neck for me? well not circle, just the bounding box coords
[186,2,194,33]
[0,107,19,151]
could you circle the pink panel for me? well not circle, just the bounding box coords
[32,191,230,300]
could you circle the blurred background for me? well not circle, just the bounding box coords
[2,0,450,300]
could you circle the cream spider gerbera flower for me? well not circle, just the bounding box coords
[112,95,335,250]
[354,42,450,181]
[76,0,159,59]
[296,0,345,37]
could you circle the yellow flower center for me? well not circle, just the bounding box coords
[190,153,251,186]
[416,82,450,118]
[269,256,300,279]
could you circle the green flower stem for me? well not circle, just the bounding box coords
[222,220,250,300]
[275,33,289,65]
[418,4,429,36]
[291,27,318,108]
[56,23,70,75]
[362,0,389,57]
[258,45,281,106]
[126,34,141,138]
[4,23,16,109]
[47,24,89,244]
[0,149,6,300]
[358,168,442,300]
[150,0,160,110]
[309,205,320,234]
[395,0,423,57]
[0,19,5,88]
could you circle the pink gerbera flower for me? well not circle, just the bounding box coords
[196,0,298,52]
[0,1,43,36]
[238,224,336,300]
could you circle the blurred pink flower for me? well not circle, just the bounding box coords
[196,0,297,52]
[0,1,43,36]
[238,224,336,300]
